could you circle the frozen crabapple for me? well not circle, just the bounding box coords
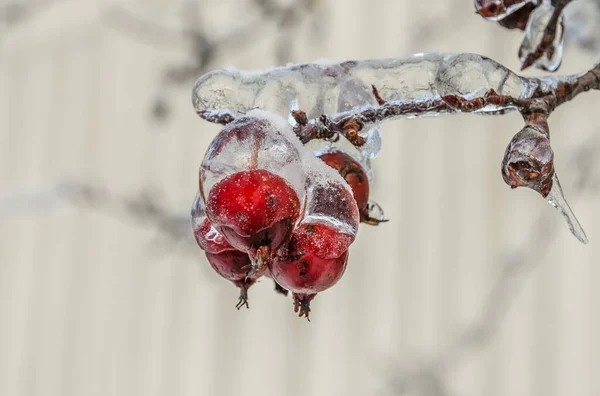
[270,223,350,320]
[205,250,267,309]
[206,169,301,270]
[200,111,307,271]
[316,148,385,225]
[191,193,266,309]
[270,169,360,320]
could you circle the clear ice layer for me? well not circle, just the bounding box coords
[475,0,540,21]
[191,191,231,250]
[519,3,564,71]
[545,174,588,244]
[299,160,360,237]
[193,53,540,157]
[199,109,308,201]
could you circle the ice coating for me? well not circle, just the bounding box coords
[475,0,540,21]
[199,110,307,201]
[434,53,535,102]
[193,53,536,116]
[336,79,382,158]
[546,174,589,244]
[193,53,538,154]
[298,150,360,237]
[519,3,564,71]
[191,192,234,254]
[308,138,373,181]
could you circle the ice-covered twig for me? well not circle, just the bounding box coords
[194,53,600,141]
[520,0,571,70]
[475,0,577,71]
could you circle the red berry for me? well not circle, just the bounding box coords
[317,150,369,211]
[205,250,267,309]
[206,169,301,269]
[317,149,386,225]
[270,223,351,320]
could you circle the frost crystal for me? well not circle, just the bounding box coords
[519,3,564,71]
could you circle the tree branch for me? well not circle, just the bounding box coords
[290,62,600,147]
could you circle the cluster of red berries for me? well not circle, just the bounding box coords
[192,110,382,319]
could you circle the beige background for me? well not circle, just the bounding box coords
[1,1,600,395]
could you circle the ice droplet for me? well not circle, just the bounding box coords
[519,3,564,71]
[545,173,588,244]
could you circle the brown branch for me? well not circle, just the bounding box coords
[290,63,600,147]
[293,99,452,146]
[554,63,600,107]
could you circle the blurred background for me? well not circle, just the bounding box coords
[1,0,600,395]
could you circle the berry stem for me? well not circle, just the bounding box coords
[236,286,250,310]
[293,294,313,321]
